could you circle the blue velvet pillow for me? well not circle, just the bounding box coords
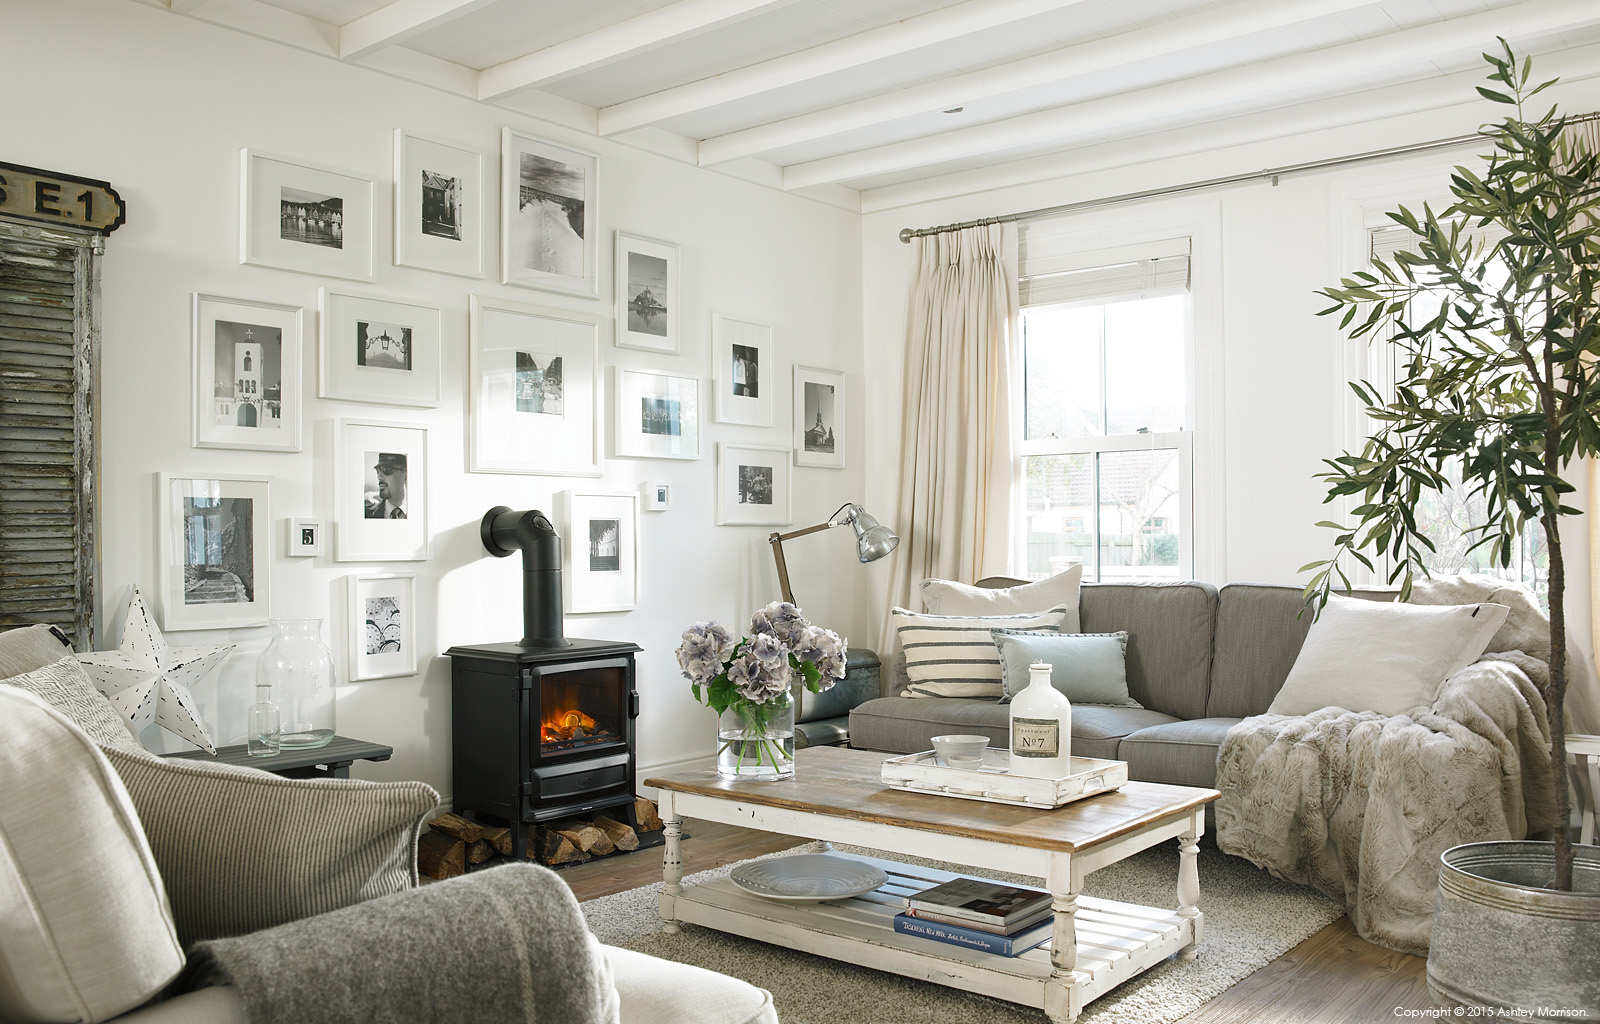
[991,629,1141,707]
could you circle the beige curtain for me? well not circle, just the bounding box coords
[879,222,1019,651]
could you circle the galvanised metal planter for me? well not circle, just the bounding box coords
[1428,841,1600,1018]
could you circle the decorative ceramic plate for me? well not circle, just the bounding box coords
[729,854,888,902]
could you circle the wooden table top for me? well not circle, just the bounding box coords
[645,745,1218,854]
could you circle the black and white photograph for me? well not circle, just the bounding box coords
[193,295,302,453]
[394,130,482,279]
[211,319,282,431]
[713,314,773,426]
[363,451,409,519]
[302,526,316,547]
[287,517,323,557]
[641,395,680,436]
[318,289,441,407]
[501,130,597,297]
[241,150,374,282]
[794,365,846,469]
[159,474,271,631]
[336,419,429,561]
[589,519,621,572]
[280,186,343,249]
[347,573,416,680]
[515,351,564,416]
[716,443,790,526]
[356,320,412,370]
[804,382,835,453]
[561,491,637,613]
[656,484,669,505]
[641,481,671,511]
[614,232,681,353]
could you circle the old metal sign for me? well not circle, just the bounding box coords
[0,162,125,234]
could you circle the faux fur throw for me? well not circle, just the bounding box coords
[186,863,620,1024]
[1217,578,1557,955]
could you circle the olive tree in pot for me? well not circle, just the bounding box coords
[1306,43,1599,1014]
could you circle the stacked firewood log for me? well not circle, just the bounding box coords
[418,797,665,880]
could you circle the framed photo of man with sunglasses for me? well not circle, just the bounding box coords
[335,418,428,561]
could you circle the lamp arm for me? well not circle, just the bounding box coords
[768,519,840,606]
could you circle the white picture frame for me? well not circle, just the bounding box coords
[347,573,417,681]
[156,473,271,631]
[716,442,791,526]
[613,367,700,461]
[794,365,845,469]
[287,517,323,556]
[614,231,680,353]
[559,490,638,613]
[393,129,483,279]
[334,418,430,561]
[500,129,598,297]
[712,314,773,426]
[318,288,442,408]
[239,149,374,282]
[468,295,602,476]
[191,294,302,452]
[641,481,671,511]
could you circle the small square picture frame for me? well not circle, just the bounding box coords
[318,287,443,408]
[156,472,271,631]
[641,481,671,511]
[613,367,700,460]
[794,365,845,469]
[192,294,303,453]
[614,232,680,354]
[715,442,791,526]
[347,572,417,681]
[558,490,638,613]
[287,517,324,557]
[239,149,375,282]
[393,129,483,279]
[712,314,773,426]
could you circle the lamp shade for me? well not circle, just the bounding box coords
[849,508,899,563]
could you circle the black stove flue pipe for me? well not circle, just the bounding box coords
[480,506,570,648]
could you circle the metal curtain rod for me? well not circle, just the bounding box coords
[896,111,1600,243]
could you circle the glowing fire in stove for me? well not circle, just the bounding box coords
[542,707,598,744]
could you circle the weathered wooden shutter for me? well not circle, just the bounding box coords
[0,220,98,649]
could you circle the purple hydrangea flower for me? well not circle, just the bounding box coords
[676,620,737,685]
[750,601,807,645]
[726,650,791,704]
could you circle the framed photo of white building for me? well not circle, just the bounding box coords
[239,150,374,282]
[393,129,482,279]
[317,288,442,408]
[712,314,772,426]
[500,130,597,297]
[614,232,680,353]
[191,294,302,452]
[715,443,791,527]
[468,296,601,476]
[558,490,637,613]
[334,418,429,561]
[613,367,700,460]
[347,572,417,681]
[157,473,271,631]
[793,365,845,469]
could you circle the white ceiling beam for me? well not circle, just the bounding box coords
[478,0,789,101]
[781,0,1600,190]
[597,0,1096,137]
[699,0,1381,166]
[339,0,501,62]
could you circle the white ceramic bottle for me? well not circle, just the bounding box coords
[1008,660,1072,778]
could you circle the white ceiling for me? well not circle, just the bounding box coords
[152,0,1600,204]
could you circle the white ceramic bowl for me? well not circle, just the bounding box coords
[930,734,989,766]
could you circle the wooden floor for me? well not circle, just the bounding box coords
[559,818,1431,1023]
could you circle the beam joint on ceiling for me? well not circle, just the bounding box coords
[339,0,502,62]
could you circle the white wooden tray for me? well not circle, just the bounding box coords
[880,748,1128,809]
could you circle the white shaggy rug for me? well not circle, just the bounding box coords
[582,841,1343,1024]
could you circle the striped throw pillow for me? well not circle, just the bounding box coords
[893,605,1070,698]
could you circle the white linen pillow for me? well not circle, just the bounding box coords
[893,605,1069,698]
[1268,594,1510,718]
[0,656,143,753]
[919,565,1083,633]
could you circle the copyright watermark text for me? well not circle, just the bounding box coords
[1395,1009,1591,1019]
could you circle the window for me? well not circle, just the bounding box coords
[1014,237,1192,582]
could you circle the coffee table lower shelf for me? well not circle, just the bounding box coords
[661,852,1194,1019]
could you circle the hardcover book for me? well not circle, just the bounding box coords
[904,877,1052,927]
[905,904,1053,935]
[892,913,1053,957]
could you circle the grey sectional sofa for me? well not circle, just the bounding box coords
[849,579,1382,789]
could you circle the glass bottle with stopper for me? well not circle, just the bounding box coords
[1008,660,1072,778]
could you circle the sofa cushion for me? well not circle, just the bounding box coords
[920,565,1083,632]
[892,605,1070,699]
[1117,717,1242,789]
[0,687,185,1024]
[1078,581,1217,719]
[605,945,778,1024]
[0,623,73,679]
[847,697,1177,758]
[991,630,1140,707]
[1068,705,1183,759]
[1,656,143,753]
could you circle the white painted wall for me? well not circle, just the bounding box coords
[860,76,1600,662]
[6,0,865,795]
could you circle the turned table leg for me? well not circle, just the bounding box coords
[1044,853,1084,1024]
[1177,819,1203,960]
[660,796,684,935]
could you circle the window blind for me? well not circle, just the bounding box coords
[0,222,98,648]
[1018,228,1189,308]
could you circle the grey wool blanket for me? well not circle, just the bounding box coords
[1216,576,1557,955]
[186,863,620,1024]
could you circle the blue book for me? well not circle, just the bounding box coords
[892,912,1053,957]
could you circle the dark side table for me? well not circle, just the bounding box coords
[164,735,393,779]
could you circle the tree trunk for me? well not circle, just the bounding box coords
[1542,508,1573,891]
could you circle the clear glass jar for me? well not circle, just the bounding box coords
[256,618,336,749]
[716,698,794,781]
[247,683,281,757]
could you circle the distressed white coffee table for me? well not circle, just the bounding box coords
[645,746,1219,1023]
